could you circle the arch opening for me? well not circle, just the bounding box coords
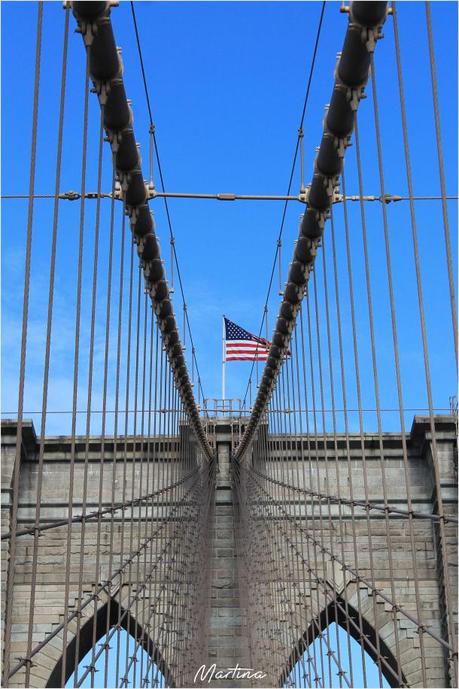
[282,598,404,689]
[64,628,166,688]
[47,599,169,688]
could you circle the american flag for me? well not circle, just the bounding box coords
[224,317,271,362]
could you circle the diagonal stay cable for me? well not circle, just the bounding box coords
[246,464,455,656]
[130,0,207,409]
[248,464,458,524]
[7,469,205,680]
[241,0,326,409]
[0,467,200,541]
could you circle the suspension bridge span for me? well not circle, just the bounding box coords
[1,2,457,688]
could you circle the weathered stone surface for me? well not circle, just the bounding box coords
[1,417,457,687]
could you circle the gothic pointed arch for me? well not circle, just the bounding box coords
[281,595,405,689]
[46,598,171,688]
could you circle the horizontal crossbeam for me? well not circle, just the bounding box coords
[2,191,457,203]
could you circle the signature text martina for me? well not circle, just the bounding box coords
[194,664,267,683]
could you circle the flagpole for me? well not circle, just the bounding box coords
[222,315,226,402]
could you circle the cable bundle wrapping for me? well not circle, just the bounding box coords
[71,1,213,460]
[236,1,388,459]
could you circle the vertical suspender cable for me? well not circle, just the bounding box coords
[2,4,43,685]
[23,9,69,687]
[60,48,90,687]
[424,2,457,367]
[392,5,457,682]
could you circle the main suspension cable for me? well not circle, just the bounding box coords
[241,1,326,410]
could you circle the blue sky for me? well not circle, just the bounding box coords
[2,3,457,686]
[284,623,389,689]
[65,628,165,688]
[67,622,385,689]
[2,1,457,436]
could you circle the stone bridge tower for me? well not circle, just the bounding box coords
[1,415,457,687]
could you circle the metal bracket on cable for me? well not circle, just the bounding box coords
[59,190,81,200]
[299,128,306,195]
[277,239,283,296]
[57,190,113,201]
[149,123,155,186]
[332,191,403,204]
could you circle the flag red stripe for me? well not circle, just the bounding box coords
[226,342,266,345]
[225,348,269,352]
[226,343,267,347]
[226,356,269,361]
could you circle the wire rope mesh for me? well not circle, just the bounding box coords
[1,2,457,689]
